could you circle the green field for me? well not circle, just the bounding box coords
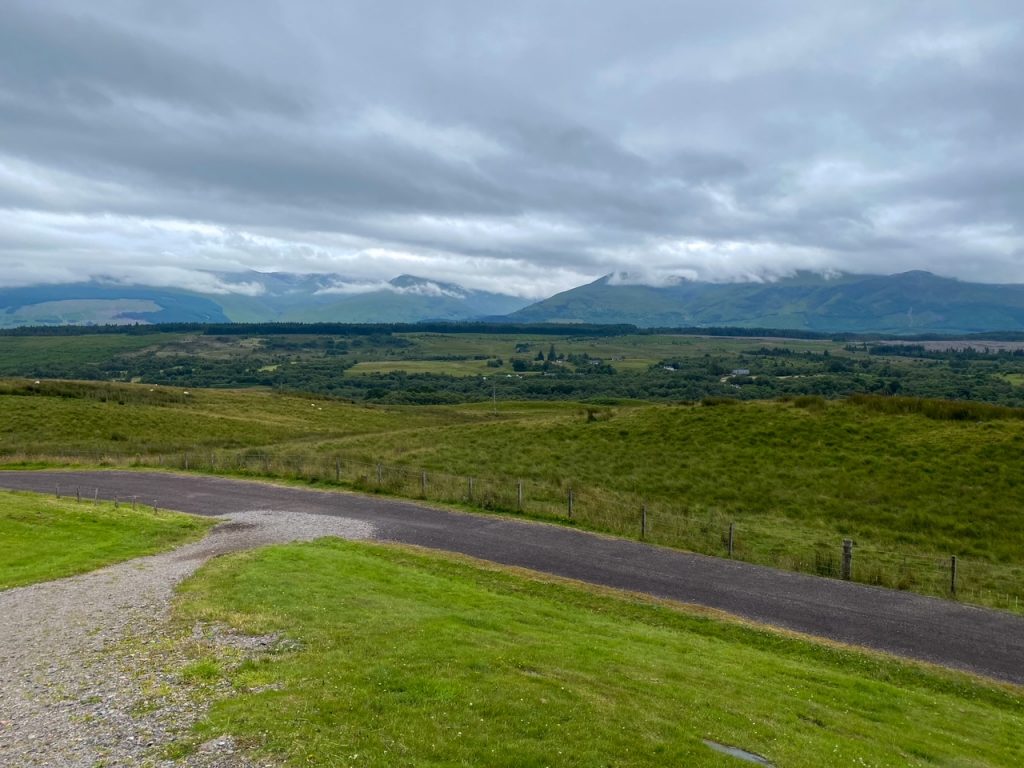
[0,490,213,589]
[3,379,1024,608]
[0,333,186,375]
[346,359,500,376]
[171,539,1024,767]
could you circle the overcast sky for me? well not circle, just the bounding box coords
[1,1,1022,297]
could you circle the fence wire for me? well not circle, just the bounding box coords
[3,448,1021,614]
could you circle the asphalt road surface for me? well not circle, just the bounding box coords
[3,470,1023,686]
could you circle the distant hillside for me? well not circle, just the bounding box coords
[0,273,529,328]
[302,275,530,323]
[0,284,230,328]
[506,271,1024,334]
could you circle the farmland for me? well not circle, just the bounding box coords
[5,324,1024,405]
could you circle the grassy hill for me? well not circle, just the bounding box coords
[3,379,1023,608]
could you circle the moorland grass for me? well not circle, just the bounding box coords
[0,490,213,589]
[0,379,519,454]
[330,397,1024,560]
[172,539,1024,767]
[0,334,185,376]
[4,380,1024,606]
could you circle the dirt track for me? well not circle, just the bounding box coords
[2,470,1023,686]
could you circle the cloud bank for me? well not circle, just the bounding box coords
[1,0,1022,296]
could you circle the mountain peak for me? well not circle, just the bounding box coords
[389,275,468,298]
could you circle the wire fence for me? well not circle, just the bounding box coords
[2,447,1022,614]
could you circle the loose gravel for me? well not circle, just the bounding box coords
[0,509,374,768]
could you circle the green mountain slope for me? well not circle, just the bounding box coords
[0,284,230,328]
[0,274,529,327]
[507,271,1024,333]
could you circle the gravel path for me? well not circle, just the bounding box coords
[3,471,1024,688]
[0,509,373,768]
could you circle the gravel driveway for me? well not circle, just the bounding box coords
[0,509,373,768]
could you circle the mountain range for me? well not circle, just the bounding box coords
[5,269,1024,334]
[507,271,1024,334]
[0,273,530,329]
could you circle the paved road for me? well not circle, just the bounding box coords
[3,470,1023,686]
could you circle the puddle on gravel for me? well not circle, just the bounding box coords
[702,739,774,766]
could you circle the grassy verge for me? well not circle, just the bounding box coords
[173,540,1023,767]
[0,490,214,589]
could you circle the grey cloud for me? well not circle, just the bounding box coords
[0,0,1022,293]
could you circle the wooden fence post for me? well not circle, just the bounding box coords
[376,463,383,485]
[55,484,60,500]
[517,480,523,511]
[841,539,854,580]
[76,487,81,503]
[641,503,647,539]
[728,522,735,558]
[467,477,474,502]
[568,487,575,520]
[950,555,958,595]
[335,457,341,482]
[421,471,428,496]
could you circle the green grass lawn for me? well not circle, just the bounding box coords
[173,539,1024,767]
[0,490,213,589]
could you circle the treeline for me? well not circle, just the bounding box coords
[0,321,639,338]
[864,344,1024,360]
[12,320,1024,343]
